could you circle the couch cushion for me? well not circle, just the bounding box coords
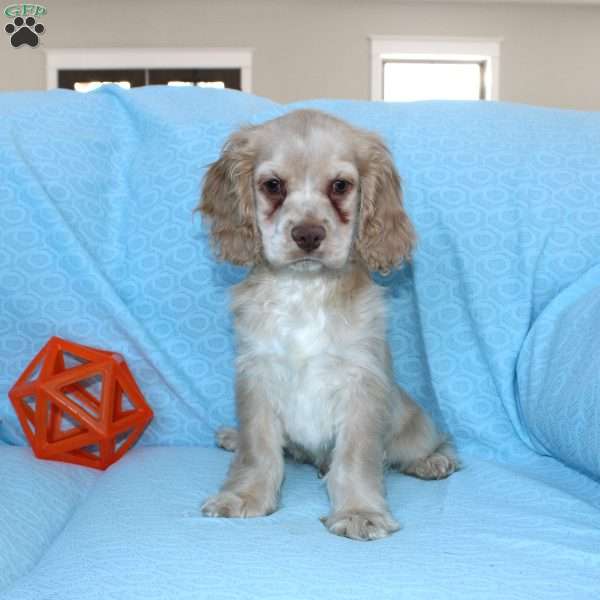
[0,447,99,590]
[1,446,599,600]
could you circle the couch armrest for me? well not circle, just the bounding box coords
[516,263,600,479]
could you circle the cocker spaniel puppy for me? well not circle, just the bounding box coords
[199,109,457,541]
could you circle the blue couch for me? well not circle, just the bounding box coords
[1,87,599,600]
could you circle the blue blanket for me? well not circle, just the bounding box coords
[517,262,600,478]
[1,87,600,474]
[1,87,600,600]
[2,446,600,600]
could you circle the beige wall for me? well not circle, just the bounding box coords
[1,0,599,110]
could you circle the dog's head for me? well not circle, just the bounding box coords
[199,109,415,273]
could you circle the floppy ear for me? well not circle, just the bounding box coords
[198,127,261,266]
[355,133,416,273]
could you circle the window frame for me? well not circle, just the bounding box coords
[44,48,253,93]
[370,36,502,102]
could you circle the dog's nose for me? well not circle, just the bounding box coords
[291,224,326,252]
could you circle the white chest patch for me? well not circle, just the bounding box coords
[234,269,386,460]
[246,277,352,455]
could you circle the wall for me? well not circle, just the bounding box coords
[1,0,599,110]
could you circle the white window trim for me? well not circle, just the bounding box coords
[44,48,254,92]
[370,36,502,101]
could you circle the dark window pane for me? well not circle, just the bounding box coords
[58,69,146,90]
[147,68,241,90]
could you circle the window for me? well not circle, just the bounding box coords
[384,61,484,102]
[370,37,501,102]
[74,80,132,93]
[57,68,241,93]
[45,48,253,93]
[58,69,145,92]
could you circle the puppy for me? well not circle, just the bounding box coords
[199,109,457,541]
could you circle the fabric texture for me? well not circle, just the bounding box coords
[290,99,600,464]
[0,447,99,590]
[1,446,600,600]
[517,263,600,479]
[1,87,600,599]
[2,87,600,464]
[0,87,277,447]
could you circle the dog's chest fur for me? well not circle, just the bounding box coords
[233,266,385,458]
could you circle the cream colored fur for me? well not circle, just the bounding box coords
[199,110,458,541]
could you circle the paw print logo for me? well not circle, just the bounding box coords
[5,16,44,48]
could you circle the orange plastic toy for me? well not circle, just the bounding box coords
[9,336,153,470]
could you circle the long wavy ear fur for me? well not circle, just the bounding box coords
[198,127,261,266]
[355,132,416,273]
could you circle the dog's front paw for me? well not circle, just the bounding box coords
[322,510,400,541]
[201,491,274,518]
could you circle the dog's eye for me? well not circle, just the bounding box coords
[261,178,286,217]
[331,179,351,195]
[263,178,283,196]
[328,179,352,224]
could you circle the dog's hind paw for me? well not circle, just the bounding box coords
[216,427,238,452]
[403,443,460,480]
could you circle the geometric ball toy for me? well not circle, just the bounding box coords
[9,336,153,470]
